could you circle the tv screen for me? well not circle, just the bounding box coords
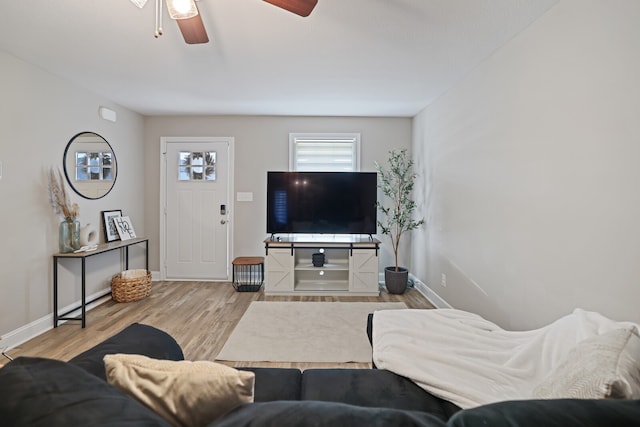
[267,171,377,235]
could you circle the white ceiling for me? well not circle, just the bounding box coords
[0,0,557,117]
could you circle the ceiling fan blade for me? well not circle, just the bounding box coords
[176,13,209,44]
[263,0,318,17]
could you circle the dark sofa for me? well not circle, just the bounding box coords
[1,323,639,426]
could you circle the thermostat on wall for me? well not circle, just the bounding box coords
[99,106,117,122]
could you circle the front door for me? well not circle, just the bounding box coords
[162,137,233,280]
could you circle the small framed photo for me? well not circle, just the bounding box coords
[113,216,137,241]
[102,210,122,242]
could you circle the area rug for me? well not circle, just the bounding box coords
[215,301,406,363]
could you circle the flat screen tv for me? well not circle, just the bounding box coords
[267,171,377,235]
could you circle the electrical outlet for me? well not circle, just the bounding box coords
[440,273,447,287]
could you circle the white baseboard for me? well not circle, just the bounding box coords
[409,274,452,309]
[378,272,451,308]
[0,289,112,354]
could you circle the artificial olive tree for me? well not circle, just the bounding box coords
[376,149,425,292]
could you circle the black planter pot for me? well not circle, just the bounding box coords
[384,266,408,294]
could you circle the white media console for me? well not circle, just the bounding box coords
[264,235,381,296]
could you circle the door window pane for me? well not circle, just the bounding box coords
[178,151,217,181]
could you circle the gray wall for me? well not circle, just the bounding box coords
[0,50,411,344]
[143,116,412,274]
[411,0,640,330]
[0,51,146,343]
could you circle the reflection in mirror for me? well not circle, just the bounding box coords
[63,132,117,199]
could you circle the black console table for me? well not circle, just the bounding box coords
[53,237,149,328]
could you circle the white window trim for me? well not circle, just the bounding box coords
[289,133,361,172]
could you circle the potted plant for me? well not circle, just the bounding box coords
[375,149,425,294]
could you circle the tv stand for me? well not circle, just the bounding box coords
[264,235,380,296]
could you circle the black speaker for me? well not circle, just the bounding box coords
[312,252,325,267]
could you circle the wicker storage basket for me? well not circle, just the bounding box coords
[111,270,152,303]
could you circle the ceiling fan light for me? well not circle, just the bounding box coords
[166,0,199,19]
[129,0,148,8]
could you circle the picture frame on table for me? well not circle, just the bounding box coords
[102,209,122,242]
[113,216,137,241]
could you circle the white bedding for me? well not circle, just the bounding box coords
[372,308,638,409]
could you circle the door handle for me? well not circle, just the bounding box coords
[220,220,227,225]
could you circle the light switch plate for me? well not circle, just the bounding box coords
[236,192,253,202]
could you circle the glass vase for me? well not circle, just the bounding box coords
[59,218,81,253]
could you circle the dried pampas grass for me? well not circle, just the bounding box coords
[48,167,78,219]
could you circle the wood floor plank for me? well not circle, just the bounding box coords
[7,281,434,369]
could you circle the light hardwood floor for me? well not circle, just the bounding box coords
[7,281,434,370]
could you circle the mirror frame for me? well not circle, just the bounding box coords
[63,131,118,200]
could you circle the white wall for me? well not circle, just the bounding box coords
[144,116,412,274]
[0,51,145,342]
[412,0,640,329]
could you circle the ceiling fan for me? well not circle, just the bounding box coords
[130,0,318,45]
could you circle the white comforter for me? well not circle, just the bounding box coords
[372,308,637,409]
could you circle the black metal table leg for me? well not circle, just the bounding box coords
[53,256,59,328]
[81,257,86,328]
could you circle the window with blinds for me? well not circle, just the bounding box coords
[289,133,361,171]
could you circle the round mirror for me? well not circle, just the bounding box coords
[63,132,117,199]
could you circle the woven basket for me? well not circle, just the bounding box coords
[111,270,152,303]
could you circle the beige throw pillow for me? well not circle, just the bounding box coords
[104,354,255,427]
[532,327,640,400]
